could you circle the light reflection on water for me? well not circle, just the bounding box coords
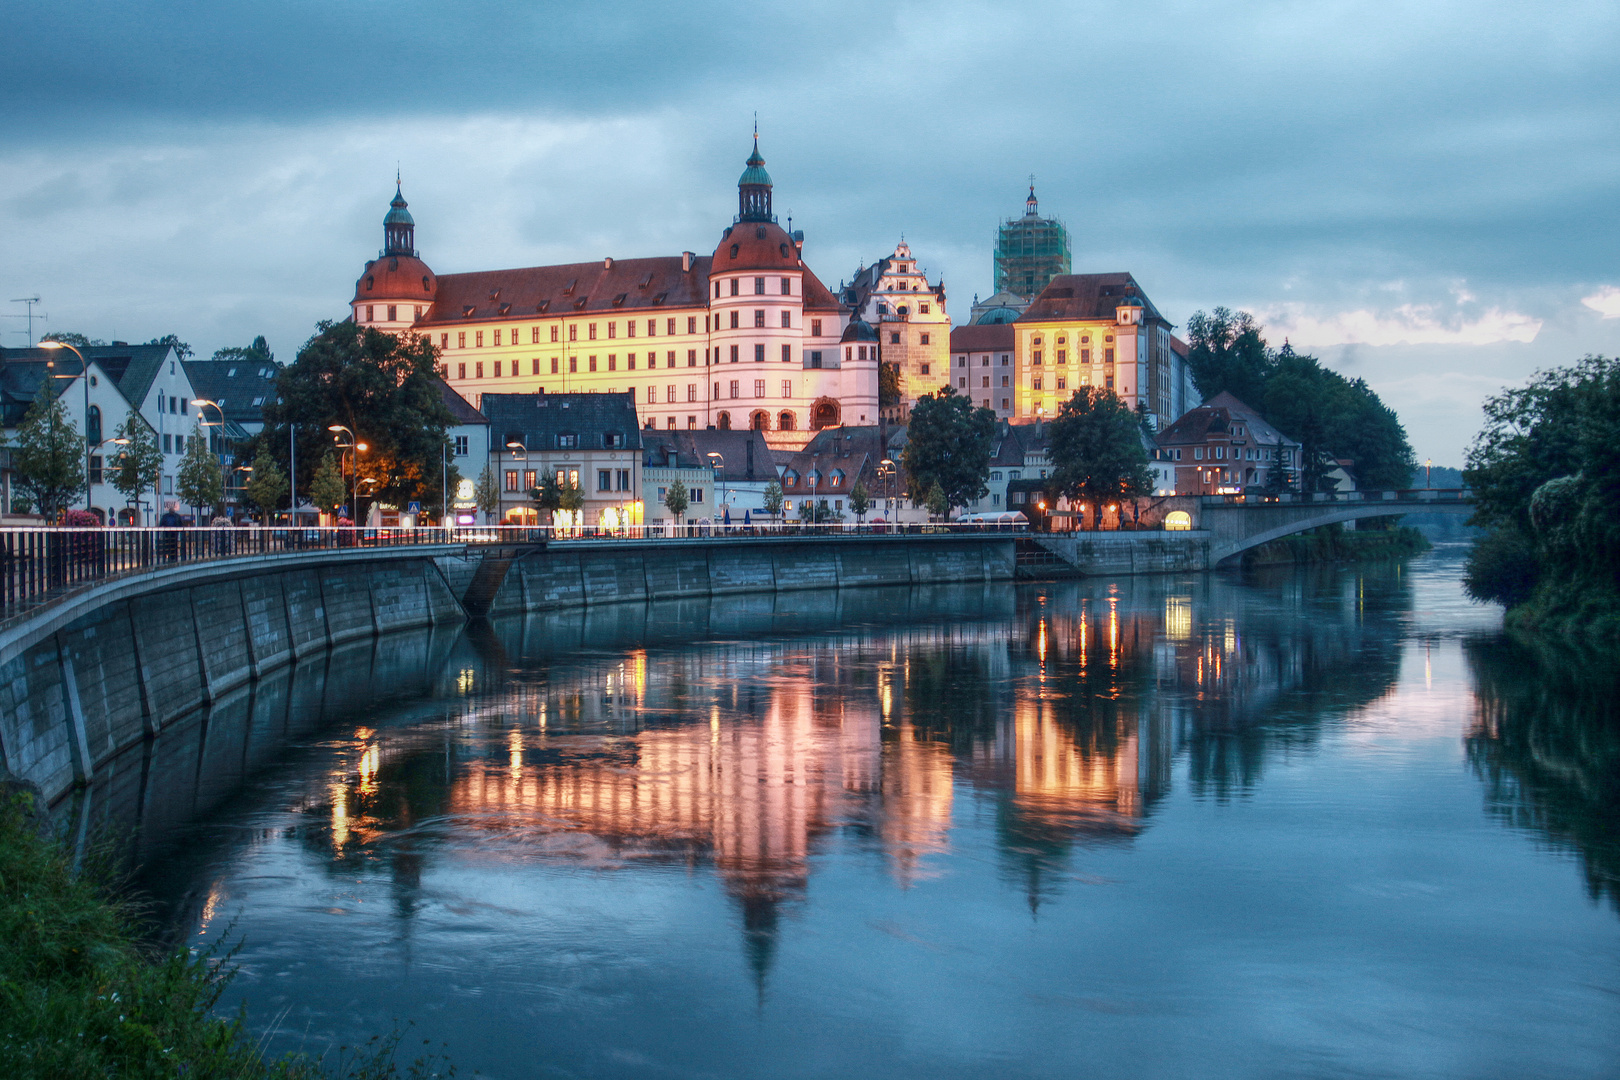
[111,549,1620,1079]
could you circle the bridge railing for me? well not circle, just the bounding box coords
[1199,488,1472,506]
[0,521,1028,622]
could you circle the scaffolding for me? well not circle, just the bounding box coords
[993,188,1071,301]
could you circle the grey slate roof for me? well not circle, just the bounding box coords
[480,392,641,453]
[2,343,177,411]
[183,358,280,425]
[642,429,773,482]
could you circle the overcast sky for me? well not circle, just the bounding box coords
[5,0,1618,465]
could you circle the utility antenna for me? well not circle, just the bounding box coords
[9,296,44,345]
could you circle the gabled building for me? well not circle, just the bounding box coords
[1153,391,1300,495]
[642,428,777,523]
[480,391,642,527]
[840,240,950,417]
[0,342,200,523]
[948,323,1016,418]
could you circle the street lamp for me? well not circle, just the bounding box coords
[877,458,897,522]
[192,399,230,514]
[506,440,528,526]
[38,341,92,511]
[327,424,367,522]
[706,452,726,524]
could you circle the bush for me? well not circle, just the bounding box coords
[1465,526,1540,606]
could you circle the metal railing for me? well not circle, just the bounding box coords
[0,521,1030,623]
[1200,488,1473,505]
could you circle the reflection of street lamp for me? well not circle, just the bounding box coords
[192,399,229,510]
[39,341,92,508]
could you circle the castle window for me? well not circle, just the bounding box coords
[458,363,466,379]
[730,278,739,296]
[1057,375,1067,390]
[755,277,766,295]
[920,363,930,375]
[492,360,501,377]
[551,358,559,374]
[729,380,739,398]
[457,332,466,348]
[920,333,930,345]
[755,344,766,362]
[1057,349,1066,364]
[569,325,577,341]
[688,383,697,401]
[532,327,540,344]
[920,303,930,314]
[493,329,501,346]
[569,358,577,372]
[588,323,597,340]
[730,311,739,329]
[608,355,616,371]
[441,334,449,348]
[781,344,791,363]
[646,319,655,336]
[475,362,484,378]
[890,332,900,344]
[812,319,822,336]
[755,309,766,328]
[754,379,766,397]
[781,311,791,328]
[365,305,374,321]
[1033,351,1042,366]
[387,305,397,322]
[551,326,559,342]
[475,331,484,347]
[730,345,739,362]
[628,353,636,370]
[607,322,616,339]
[589,356,597,372]
[687,349,697,367]
[730,244,740,259]
[687,316,697,334]
[532,358,541,375]
[781,277,792,295]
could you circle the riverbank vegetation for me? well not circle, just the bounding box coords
[1464,356,1620,645]
[1241,522,1430,567]
[0,790,453,1079]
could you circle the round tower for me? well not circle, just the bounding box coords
[352,179,437,333]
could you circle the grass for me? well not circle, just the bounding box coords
[0,790,456,1079]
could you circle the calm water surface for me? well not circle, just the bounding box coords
[124,547,1620,1079]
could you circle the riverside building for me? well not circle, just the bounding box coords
[349,141,877,449]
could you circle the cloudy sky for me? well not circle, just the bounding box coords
[5,0,1618,464]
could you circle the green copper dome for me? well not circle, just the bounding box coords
[384,183,414,226]
[738,140,772,188]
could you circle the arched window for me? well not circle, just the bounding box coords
[810,398,840,429]
[1164,511,1193,531]
[85,405,101,446]
[750,410,770,430]
[717,411,732,430]
[778,410,796,430]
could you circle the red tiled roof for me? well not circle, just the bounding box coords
[419,255,712,326]
[353,253,437,304]
[1016,273,1167,324]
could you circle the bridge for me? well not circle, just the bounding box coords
[1027,489,1474,573]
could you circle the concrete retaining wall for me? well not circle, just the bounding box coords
[1032,533,1213,576]
[492,536,1017,612]
[0,552,465,807]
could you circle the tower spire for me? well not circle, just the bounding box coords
[737,129,774,223]
[383,177,416,257]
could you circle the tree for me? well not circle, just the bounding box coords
[530,473,562,524]
[924,481,948,520]
[309,452,347,515]
[1185,307,1270,405]
[256,321,455,515]
[10,384,84,519]
[902,385,997,512]
[40,332,106,348]
[663,479,689,523]
[473,463,500,523]
[557,476,584,518]
[244,444,289,518]
[211,335,273,364]
[110,411,162,516]
[1047,387,1155,529]
[145,334,193,359]
[176,422,223,515]
[762,479,784,518]
[849,480,871,521]
[1261,345,1415,490]
[879,363,902,408]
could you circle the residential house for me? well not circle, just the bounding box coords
[948,323,1017,419]
[480,392,642,528]
[1153,391,1301,495]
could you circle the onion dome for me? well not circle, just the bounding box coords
[383,179,416,257]
[737,136,774,223]
[739,139,772,188]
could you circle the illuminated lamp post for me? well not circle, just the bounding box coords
[506,440,528,525]
[38,340,93,509]
[192,399,230,512]
[327,424,367,522]
[706,452,725,525]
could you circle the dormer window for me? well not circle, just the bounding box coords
[462,306,475,318]
[557,433,578,448]
[365,276,374,291]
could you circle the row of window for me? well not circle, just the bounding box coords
[363,304,425,323]
[872,301,932,315]
[709,379,794,400]
[1029,348,1114,365]
[715,276,794,298]
[502,468,633,494]
[445,343,839,381]
[654,485,707,503]
[957,354,1012,367]
[1030,333,1113,345]
[438,314,831,351]
[1170,446,1293,463]
[780,468,847,489]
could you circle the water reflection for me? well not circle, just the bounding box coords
[1467,637,1620,911]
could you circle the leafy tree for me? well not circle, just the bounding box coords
[1047,387,1155,529]
[309,452,347,515]
[902,385,997,512]
[40,332,106,348]
[762,479,784,517]
[530,474,562,524]
[243,444,288,518]
[924,481,948,520]
[1185,307,1270,405]
[110,411,162,514]
[557,476,584,515]
[850,480,871,520]
[256,322,455,515]
[879,363,901,408]
[176,423,223,515]
[473,463,500,522]
[663,479,689,521]
[10,384,85,519]
[1462,355,1620,639]
[211,335,273,364]
[145,334,193,359]
[1261,345,1415,490]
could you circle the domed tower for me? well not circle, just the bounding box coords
[737,137,774,223]
[352,179,438,335]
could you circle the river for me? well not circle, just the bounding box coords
[104,546,1620,1078]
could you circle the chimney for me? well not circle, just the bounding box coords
[682,251,694,272]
